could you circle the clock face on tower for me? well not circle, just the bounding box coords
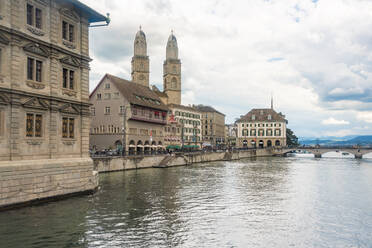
[139,74,145,81]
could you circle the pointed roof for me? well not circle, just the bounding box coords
[236,108,287,123]
[166,31,179,60]
[90,74,168,111]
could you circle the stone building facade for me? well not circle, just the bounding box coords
[169,104,202,148]
[0,0,107,207]
[89,74,168,154]
[194,105,226,147]
[236,108,287,148]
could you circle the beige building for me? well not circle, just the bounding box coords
[89,74,168,155]
[194,105,226,147]
[236,108,287,148]
[163,113,182,149]
[0,0,107,161]
[169,104,202,148]
[0,0,108,207]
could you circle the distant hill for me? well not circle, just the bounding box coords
[299,136,372,146]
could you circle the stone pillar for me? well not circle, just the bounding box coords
[355,154,363,159]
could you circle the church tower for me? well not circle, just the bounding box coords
[131,27,150,87]
[163,31,181,105]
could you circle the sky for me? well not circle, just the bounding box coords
[82,0,372,138]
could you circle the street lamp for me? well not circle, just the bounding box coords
[121,105,130,156]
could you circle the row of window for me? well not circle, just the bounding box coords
[27,57,76,90]
[91,125,121,134]
[183,136,201,141]
[26,113,75,138]
[241,129,282,137]
[183,128,201,134]
[164,126,180,134]
[241,123,282,128]
[27,3,76,44]
[174,111,200,119]
[176,118,200,126]
[96,92,120,100]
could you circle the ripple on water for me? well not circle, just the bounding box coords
[0,157,372,247]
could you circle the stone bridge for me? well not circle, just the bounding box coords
[273,146,372,159]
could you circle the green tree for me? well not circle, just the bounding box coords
[286,128,299,147]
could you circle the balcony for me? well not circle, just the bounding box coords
[130,115,167,125]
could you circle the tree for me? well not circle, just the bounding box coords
[286,128,299,147]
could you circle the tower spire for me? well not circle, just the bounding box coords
[271,94,274,110]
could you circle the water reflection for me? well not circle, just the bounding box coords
[0,157,372,247]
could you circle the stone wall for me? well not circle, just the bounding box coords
[94,149,273,173]
[0,158,98,209]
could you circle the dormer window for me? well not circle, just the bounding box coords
[252,114,255,120]
[268,114,272,120]
[260,110,263,115]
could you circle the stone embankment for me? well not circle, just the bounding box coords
[93,149,273,173]
[0,158,98,210]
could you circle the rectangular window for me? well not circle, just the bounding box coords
[105,83,110,89]
[35,8,42,29]
[27,58,34,80]
[105,107,110,115]
[63,68,68,88]
[27,4,33,26]
[68,24,74,42]
[97,93,101,100]
[62,117,74,138]
[26,113,34,137]
[120,106,125,114]
[104,93,111,100]
[69,118,74,138]
[91,107,95,116]
[62,68,74,90]
[62,21,68,40]
[35,114,42,137]
[62,117,68,138]
[69,70,74,89]
[35,60,42,82]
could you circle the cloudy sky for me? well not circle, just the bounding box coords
[82,0,372,138]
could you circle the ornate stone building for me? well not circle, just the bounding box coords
[0,0,108,207]
[236,107,287,148]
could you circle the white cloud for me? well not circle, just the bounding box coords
[322,117,350,125]
[356,112,372,123]
[82,0,372,137]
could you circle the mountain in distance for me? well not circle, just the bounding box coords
[299,135,372,146]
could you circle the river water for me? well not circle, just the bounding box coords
[1,156,372,248]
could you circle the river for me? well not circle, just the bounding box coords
[1,156,372,248]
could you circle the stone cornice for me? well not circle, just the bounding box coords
[0,87,91,107]
[0,25,92,62]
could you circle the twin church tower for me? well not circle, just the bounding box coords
[131,27,181,105]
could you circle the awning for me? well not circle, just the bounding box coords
[166,145,181,149]
[137,145,144,148]
[183,145,199,148]
[129,144,136,147]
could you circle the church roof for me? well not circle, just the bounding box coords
[236,108,287,123]
[90,74,168,111]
